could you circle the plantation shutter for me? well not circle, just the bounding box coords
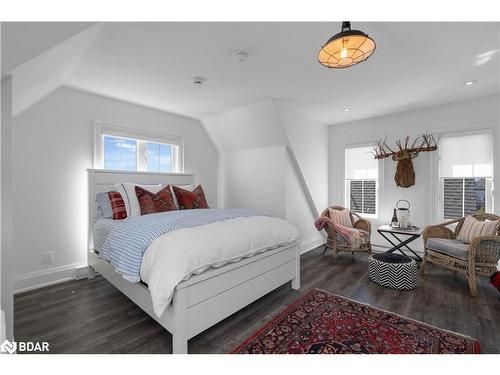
[349,181,363,213]
[349,180,376,215]
[363,181,376,214]
[443,178,464,219]
[443,178,486,219]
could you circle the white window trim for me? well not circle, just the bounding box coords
[94,121,184,173]
[343,141,382,219]
[435,128,495,222]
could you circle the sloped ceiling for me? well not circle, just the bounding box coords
[9,23,103,116]
[202,99,287,151]
[2,22,500,123]
[1,22,97,75]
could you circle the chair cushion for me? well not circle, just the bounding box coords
[426,238,469,260]
[328,208,352,227]
[456,215,500,244]
[336,233,346,241]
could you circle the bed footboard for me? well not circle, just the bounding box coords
[89,243,300,354]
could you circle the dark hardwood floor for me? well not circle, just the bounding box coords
[14,246,500,354]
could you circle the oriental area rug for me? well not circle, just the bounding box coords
[232,288,479,354]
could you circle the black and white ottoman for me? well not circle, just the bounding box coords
[369,253,418,290]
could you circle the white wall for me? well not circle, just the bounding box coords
[285,154,325,252]
[11,86,218,292]
[203,99,328,254]
[276,102,329,216]
[329,95,500,251]
[222,146,286,218]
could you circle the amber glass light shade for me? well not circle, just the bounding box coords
[318,22,376,69]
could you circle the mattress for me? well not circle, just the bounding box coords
[93,218,123,253]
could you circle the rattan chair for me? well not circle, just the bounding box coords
[422,213,500,296]
[320,205,372,256]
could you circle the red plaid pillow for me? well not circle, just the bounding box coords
[107,191,127,220]
[135,185,176,215]
[172,185,209,210]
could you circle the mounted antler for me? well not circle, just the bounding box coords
[372,132,441,188]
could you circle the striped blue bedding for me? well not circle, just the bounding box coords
[98,208,265,282]
[93,219,123,253]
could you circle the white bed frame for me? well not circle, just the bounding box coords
[87,169,300,354]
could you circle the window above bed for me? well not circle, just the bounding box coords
[94,122,183,173]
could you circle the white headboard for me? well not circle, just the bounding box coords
[88,169,195,249]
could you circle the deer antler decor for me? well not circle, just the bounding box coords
[373,132,441,188]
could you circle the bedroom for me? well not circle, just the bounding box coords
[1,0,499,372]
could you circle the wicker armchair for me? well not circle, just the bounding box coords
[422,213,500,296]
[321,205,372,256]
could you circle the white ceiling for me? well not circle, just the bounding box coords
[4,22,500,124]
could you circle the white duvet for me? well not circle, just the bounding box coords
[140,216,299,317]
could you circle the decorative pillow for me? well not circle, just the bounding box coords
[328,208,352,228]
[457,215,500,244]
[95,192,114,219]
[114,183,164,218]
[170,184,196,209]
[135,185,176,215]
[172,185,209,210]
[107,191,127,220]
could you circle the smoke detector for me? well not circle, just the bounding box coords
[192,77,206,86]
[235,52,249,63]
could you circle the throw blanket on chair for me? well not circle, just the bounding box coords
[315,216,369,250]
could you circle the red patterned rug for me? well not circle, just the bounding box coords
[232,289,480,354]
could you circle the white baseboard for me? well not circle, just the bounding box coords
[299,237,325,254]
[13,263,88,294]
[13,240,421,294]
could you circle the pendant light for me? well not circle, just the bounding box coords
[318,21,376,69]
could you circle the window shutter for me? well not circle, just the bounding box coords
[464,178,485,216]
[349,181,363,213]
[362,181,376,214]
[443,177,486,219]
[443,178,464,219]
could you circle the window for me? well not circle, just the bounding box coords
[95,123,182,173]
[103,136,137,171]
[439,133,494,219]
[146,142,172,173]
[345,146,378,217]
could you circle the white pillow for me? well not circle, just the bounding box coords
[171,184,196,209]
[114,183,164,218]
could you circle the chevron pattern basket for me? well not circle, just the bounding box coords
[369,253,418,290]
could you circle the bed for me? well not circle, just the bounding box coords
[87,169,300,354]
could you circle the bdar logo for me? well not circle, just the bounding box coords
[0,339,49,353]
[0,339,17,354]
